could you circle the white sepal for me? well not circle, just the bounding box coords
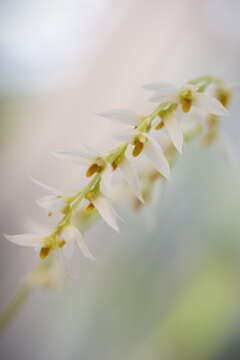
[119,156,144,203]
[52,149,94,166]
[4,233,44,247]
[97,109,139,126]
[60,225,94,260]
[144,135,170,179]
[92,194,119,232]
[114,128,136,143]
[163,113,183,153]
[100,163,113,196]
[30,177,60,195]
[76,237,95,261]
[36,195,67,213]
[194,93,230,116]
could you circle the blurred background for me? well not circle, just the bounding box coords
[1,0,240,359]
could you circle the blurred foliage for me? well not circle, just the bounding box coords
[152,252,240,360]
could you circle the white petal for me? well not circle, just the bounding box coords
[119,157,144,202]
[148,90,178,103]
[76,237,95,261]
[62,237,75,259]
[93,195,119,232]
[113,128,136,142]
[36,195,67,213]
[4,233,44,247]
[52,149,93,166]
[100,163,113,196]
[144,135,170,179]
[82,143,103,158]
[30,177,60,195]
[163,113,183,153]
[60,225,80,259]
[194,93,230,116]
[149,93,172,103]
[97,109,139,126]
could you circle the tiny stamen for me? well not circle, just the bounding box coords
[181,98,192,113]
[86,203,95,213]
[155,121,164,130]
[48,212,52,217]
[132,140,144,157]
[58,240,66,248]
[86,163,102,177]
[112,161,118,171]
[40,247,51,259]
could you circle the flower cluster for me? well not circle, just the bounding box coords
[4,76,234,263]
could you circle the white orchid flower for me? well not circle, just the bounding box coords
[52,144,113,196]
[85,192,120,232]
[118,155,144,203]
[98,109,170,179]
[144,82,230,117]
[4,232,53,259]
[4,225,95,262]
[59,224,95,261]
[31,177,68,215]
[153,104,184,153]
[4,233,46,248]
[117,130,170,180]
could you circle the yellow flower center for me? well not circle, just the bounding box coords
[132,139,144,157]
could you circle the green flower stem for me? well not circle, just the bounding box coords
[54,174,101,235]
[0,281,33,335]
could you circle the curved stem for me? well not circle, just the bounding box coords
[0,281,33,335]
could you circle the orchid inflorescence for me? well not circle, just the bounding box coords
[4,76,234,265]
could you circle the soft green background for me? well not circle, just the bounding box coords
[1,1,240,359]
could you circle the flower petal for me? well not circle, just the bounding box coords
[163,113,183,153]
[113,128,136,142]
[194,93,230,116]
[82,143,103,158]
[52,149,94,166]
[97,109,139,125]
[36,195,67,213]
[30,177,60,195]
[100,163,113,196]
[60,225,80,259]
[119,157,144,203]
[4,233,44,247]
[92,195,119,232]
[62,237,75,259]
[76,237,95,261]
[144,135,170,179]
